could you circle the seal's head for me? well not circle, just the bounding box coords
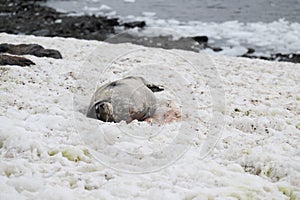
[87,101,114,122]
[96,102,114,122]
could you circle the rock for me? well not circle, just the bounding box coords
[107,33,204,52]
[272,53,300,63]
[241,53,300,63]
[0,55,35,66]
[246,48,255,54]
[123,21,146,29]
[0,0,119,41]
[209,46,223,52]
[0,43,62,59]
[192,36,209,44]
[32,29,51,37]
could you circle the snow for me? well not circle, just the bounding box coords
[0,33,300,199]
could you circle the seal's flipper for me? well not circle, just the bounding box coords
[146,84,164,92]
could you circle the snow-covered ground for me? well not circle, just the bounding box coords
[0,33,299,199]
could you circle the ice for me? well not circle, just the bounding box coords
[99,4,111,11]
[124,0,136,3]
[142,12,156,17]
[121,16,300,56]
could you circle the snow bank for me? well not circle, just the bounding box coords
[0,33,299,199]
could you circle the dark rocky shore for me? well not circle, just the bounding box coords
[0,0,119,40]
[0,0,299,63]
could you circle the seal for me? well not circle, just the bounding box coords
[87,76,157,123]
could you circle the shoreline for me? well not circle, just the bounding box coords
[0,0,299,63]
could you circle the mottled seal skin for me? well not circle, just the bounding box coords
[87,76,157,123]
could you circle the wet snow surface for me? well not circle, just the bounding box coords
[0,33,299,199]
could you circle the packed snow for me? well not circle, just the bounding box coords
[0,33,299,199]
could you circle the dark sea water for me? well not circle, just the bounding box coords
[46,0,300,23]
[45,0,300,56]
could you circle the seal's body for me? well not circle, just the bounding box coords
[87,77,157,123]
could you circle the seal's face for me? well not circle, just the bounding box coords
[95,102,114,122]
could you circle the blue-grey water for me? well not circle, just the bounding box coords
[45,0,300,56]
[46,0,300,23]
